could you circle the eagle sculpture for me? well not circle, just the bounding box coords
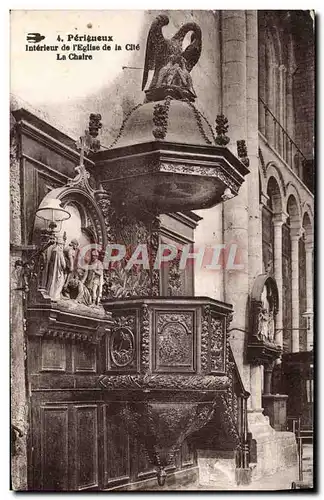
[142,15,202,102]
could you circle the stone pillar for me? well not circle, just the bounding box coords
[265,58,275,145]
[273,212,287,350]
[247,9,261,288]
[250,364,263,411]
[286,69,294,168]
[305,235,314,351]
[263,362,274,395]
[278,64,287,159]
[272,63,279,149]
[10,119,28,490]
[290,224,302,352]
[246,10,263,412]
[221,10,249,392]
[258,14,266,136]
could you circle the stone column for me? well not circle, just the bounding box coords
[264,362,274,395]
[290,224,302,352]
[273,212,287,350]
[278,64,287,160]
[305,235,314,351]
[265,58,275,145]
[246,10,263,412]
[258,14,266,136]
[221,10,249,391]
[286,69,294,168]
[10,119,28,490]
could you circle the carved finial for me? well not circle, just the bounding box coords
[237,139,250,167]
[215,115,230,146]
[76,130,92,167]
[88,113,102,152]
[70,130,95,195]
[221,188,234,201]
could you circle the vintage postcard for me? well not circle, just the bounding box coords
[10,9,314,491]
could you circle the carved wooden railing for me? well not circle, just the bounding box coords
[228,346,250,478]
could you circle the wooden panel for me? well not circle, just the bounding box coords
[103,403,130,486]
[72,343,97,373]
[41,338,66,372]
[153,310,195,372]
[181,439,195,467]
[74,405,99,490]
[106,310,139,372]
[209,315,226,374]
[40,405,69,491]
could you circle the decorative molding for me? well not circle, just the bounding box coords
[98,373,229,392]
[258,147,267,177]
[141,304,150,370]
[159,162,240,194]
[10,120,22,246]
[167,255,182,296]
[27,307,113,344]
[210,315,226,373]
[201,305,210,373]
[16,116,94,167]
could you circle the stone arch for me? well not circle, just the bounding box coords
[251,274,279,313]
[302,210,313,240]
[285,182,302,219]
[266,162,286,198]
[266,176,284,214]
[301,202,314,227]
[286,193,301,226]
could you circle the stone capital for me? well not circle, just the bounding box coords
[290,226,303,240]
[279,64,287,73]
[260,192,270,208]
[305,239,314,253]
[272,211,288,227]
[289,220,303,240]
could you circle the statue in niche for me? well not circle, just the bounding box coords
[257,287,276,343]
[84,249,104,306]
[63,267,92,306]
[62,238,79,297]
[45,236,66,301]
[258,307,269,342]
[142,15,202,101]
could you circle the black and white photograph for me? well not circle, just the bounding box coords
[9,9,315,492]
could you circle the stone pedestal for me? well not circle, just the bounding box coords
[197,450,237,488]
[262,394,288,431]
[248,410,297,481]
